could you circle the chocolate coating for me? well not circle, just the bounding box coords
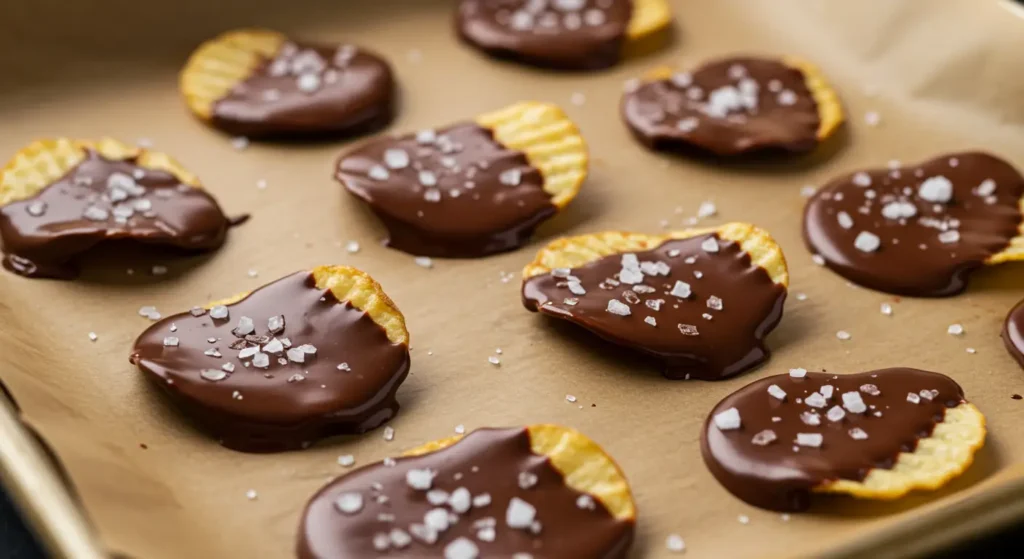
[297,427,633,558]
[0,150,231,279]
[337,123,556,257]
[622,57,822,156]
[1002,298,1024,370]
[456,0,634,70]
[522,233,787,380]
[129,271,410,453]
[803,152,1024,297]
[702,368,967,512]
[210,41,395,138]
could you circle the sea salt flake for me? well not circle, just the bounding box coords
[234,316,255,336]
[200,369,228,381]
[854,231,881,253]
[286,347,306,363]
[697,201,717,218]
[334,493,363,514]
[837,211,854,229]
[210,305,229,320]
[670,281,692,299]
[567,281,586,295]
[713,407,741,430]
[644,316,657,327]
[826,406,846,422]
[907,392,921,404]
[707,296,723,311]
[444,538,478,559]
[767,384,786,400]
[842,391,867,414]
[849,428,869,440]
[819,385,834,399]
[368,165,390,181]
[414,256,433,268]
[852,172,872,187]
[499,169,522,186]
[677,323,699,336]
[252,353,270,368]
[518,472,539,489]
[472,493,491,508]
[836,330,852,340]
[163,337,179,347]
[918,176,953,203]
[881,303,893,316]
[384,426,395,441]
[939,230,960,244]
[804,392,827,408]
[789,368,807,378]
[384,149,410,169]
[860,384,881,396]
[948,324,964,336]
[646,299,664,311]
[976,179,997,197]
[406,468,435,490]
[337,454,355,467]
[751,429,777,446]
[796,433,823,448]
[506,497,536,529]
[606,299,631,316]
[800,412,821,426]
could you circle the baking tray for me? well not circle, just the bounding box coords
[3,0,1024,557]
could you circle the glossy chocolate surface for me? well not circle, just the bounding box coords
[211,40,395,138]
[456,0,634,70]
[130,271,410,453]
[298,427,633,558]
[1002,298,1024,370]
[803,152,1024,296]
[622,57,821,156]
[0,150,230,279]
[522,233,787,380]
[702,368,966,511]
[337,123,555,257]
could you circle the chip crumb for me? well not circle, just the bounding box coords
[714,407,741,430]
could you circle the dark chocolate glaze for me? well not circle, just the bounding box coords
[0,150,231,279]
[337,123,556,257]
[129,271,410,453]
[701,368,967,512]
[1002,298,1024,370]
[522,233,787,380]
[210,40,395,138]
[456,0,634,70]
[803,152,1024,297]
[622,57,822,156]
[297,427,634,558]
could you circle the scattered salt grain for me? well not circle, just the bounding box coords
[880,303,893,316]
[948,324,964,336]
[414,256,433,269]
[88,332,98,342]
[666,534,686,553]
[713,407,741,430]
[338,455,355,467]
[384,426,395,442]
[836,330,852,341]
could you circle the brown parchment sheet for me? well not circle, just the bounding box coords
[3,0,1024,557]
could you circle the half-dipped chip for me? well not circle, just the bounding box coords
[622,56,843,156]
[180,29,396,138]
[803,152,1024,296]
[129,266,410,453]
[522,223,789,380]
[336,101,587,257]
[701,368,986,511]
[1002,298,1024,370]
[297,424,635,558]
[0,138,233,279]
[456,0,673,70]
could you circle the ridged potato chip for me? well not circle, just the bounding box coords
[130,265,411,452]
[335,101,587,258]
[522,223,789,380]
[297,424,635,558]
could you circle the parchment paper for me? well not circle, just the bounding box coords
[3,1,1024,557]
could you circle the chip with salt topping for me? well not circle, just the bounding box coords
[455,0,673,70]
[337,101,587,257]
[522,222,789,380]
[622,55,843,156]
[129,265,410,452]
[180,29,395,138]
[803,152,1024,296]
[702,367,985,511]
[0,137,235,279]
[297,424,636,557]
